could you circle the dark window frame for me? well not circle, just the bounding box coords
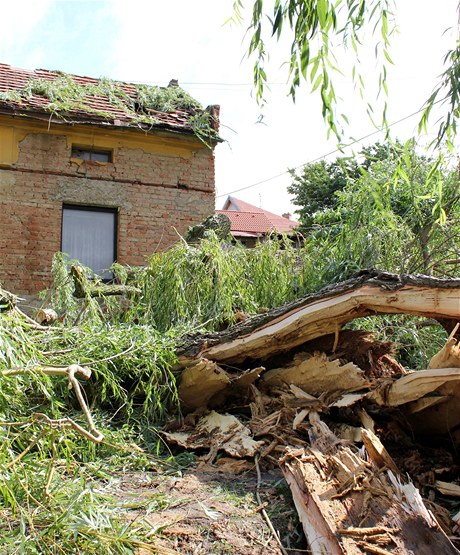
[61,204,118,280]
[71,145,113,163]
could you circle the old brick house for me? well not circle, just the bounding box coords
[0,63,220,294]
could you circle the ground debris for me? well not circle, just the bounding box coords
[163,411,264,460]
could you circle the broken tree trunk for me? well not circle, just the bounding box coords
[370,367,460,434]
[177,270,460,367]
[281,412,459,555]
[70,264,141,298]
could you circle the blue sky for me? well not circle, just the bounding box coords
[1,1,458,215]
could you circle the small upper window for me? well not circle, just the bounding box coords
[71,146,112,163]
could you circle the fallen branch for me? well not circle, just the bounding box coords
[70,264,141,298]
[2,364,103,443]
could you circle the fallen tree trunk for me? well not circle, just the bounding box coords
[177,270,460,367]
[170,270,460,550]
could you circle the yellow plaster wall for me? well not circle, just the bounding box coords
[0,115,205,166]
[0,124,18,166]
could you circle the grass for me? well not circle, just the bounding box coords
[210,482,256,509]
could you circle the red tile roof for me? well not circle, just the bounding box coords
[223,196,265,213]
[0,63,219,137]
[217,196,298,236]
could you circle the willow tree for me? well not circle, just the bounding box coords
[234,0,459,145]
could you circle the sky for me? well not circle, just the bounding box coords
[1,0,458,217]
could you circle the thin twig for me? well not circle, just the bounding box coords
[2,365,91,379]
[255,454,289,555]
[80,341,137,366]
[44,440,56,498]
[5,430,47,470]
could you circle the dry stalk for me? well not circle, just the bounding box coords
[254,454,289,555]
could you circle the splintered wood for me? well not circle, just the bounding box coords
[172,271,460,554]
[262,352,370,395]
[429,323,460,369]
[163,411,264,460]
[281,413,458,555]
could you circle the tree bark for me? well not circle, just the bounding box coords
[177,270,460,367]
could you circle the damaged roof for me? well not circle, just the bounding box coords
[0,63,220,141]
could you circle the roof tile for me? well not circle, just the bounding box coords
[217,196,298,235]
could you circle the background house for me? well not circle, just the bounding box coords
[217,195,299,247]
[0,63,220,294]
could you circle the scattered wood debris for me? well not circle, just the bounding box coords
[163,411,264,460]
[171,271,460,553]
[3,270,460,552]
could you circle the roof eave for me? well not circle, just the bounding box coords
[0,104,222,144]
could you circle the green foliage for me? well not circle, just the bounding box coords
[118,233,320,331]
[235,1,458,145]
[0,415,173,554]
[289,140,460,276]
[0,303,180,552]
[234,0,396,138]
[419,40,460,148]
[288,156,362,229]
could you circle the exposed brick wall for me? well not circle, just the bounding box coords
[0,129,216,294]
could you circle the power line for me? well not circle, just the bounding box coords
[216,104,436,199]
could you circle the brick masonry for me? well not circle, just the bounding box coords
[0,129,216,294]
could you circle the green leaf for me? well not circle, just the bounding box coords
[312,73,323,92]
[383,49,394,64]
[300,40,311,78]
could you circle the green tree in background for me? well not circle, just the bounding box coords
[287,157,360,229]
[290,140,460,277]
[287,142,396,228]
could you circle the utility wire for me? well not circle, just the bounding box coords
[216,103,438,199]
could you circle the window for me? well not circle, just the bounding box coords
[61,205,117,279]
[71,146,112,162]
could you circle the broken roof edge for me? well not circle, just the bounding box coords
[0,62,222,144]
[0,104,220,146]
